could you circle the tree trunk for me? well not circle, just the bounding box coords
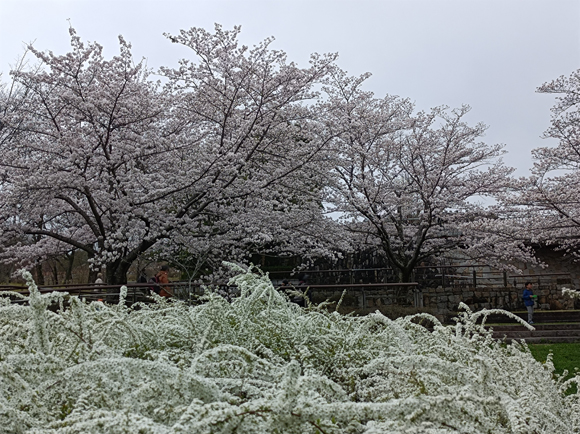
[34,263,45,285]
[87,268,98,284]
[105,258,132,285]
[106,239,159,285]
[103,259,131,303]
[394,265,414,305]
[51,262,59,285]
[398,268,413,283]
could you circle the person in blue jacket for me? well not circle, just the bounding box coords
[522,281,536,324]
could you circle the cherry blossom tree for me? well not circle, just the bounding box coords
[323,72,514,282]
[515,69,580,254]
[471,68,580,266]
[153,193,351,283]
[0,26,338,284]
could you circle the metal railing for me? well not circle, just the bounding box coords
[2,266,574,311]
[268,265,574,290]
[0,281,207,305]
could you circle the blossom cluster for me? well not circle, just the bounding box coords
[0,266,578,433]
[562,287,580,300]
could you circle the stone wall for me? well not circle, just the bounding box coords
[299,248,580,316]
[308,279,576,317]
[420,283,575,314]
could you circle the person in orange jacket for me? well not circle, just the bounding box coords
[156,265,172,297]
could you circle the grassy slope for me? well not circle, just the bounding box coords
[529,343,580,393]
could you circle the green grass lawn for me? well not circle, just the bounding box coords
[529,343,580,394]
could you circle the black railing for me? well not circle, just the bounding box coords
[268,265,574,291]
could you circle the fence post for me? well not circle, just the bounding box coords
[414,286,423,308]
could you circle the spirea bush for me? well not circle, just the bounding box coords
[1,265,579,433]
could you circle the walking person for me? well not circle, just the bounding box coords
[155,265,173,298]
[93,272,105,301]
[523,281,537,324]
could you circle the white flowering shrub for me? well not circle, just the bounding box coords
[562,287,580,300]
[1,266,579,433]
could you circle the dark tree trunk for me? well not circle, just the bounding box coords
[51,262,59,285]
[87,268,98,284]
[393,264,415,305]
[34,263,45,285]
[104,258,133,302]
[398,268,413,283]
[105,260,132,285]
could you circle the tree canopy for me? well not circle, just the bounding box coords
[322,72,513,281]
[466,68,580,268]
[2,24,577,283]
[0,26,340,283]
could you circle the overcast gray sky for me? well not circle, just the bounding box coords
[1,0,579,175]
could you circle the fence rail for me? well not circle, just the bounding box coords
[0,280,421,309]
[0,281,206,304]
[269,264,575,290]
[1,266,576,311]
